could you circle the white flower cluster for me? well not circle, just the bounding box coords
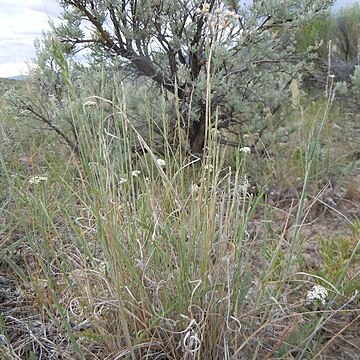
[196,3,239,28]
[83,100,98,107]
[196,3,210,15]
[210,128,221,136]
[239,146,251,154]
[117,170,142,185]
[238,174,250,194]
[132,170,141,177]
[191,184,199,193]
[156,158,166,168]
[306,285,328,305]
[29,176,48,185]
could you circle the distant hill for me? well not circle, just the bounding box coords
[0,77,17,85]
[0,77,25,95]
[7,75,28,81]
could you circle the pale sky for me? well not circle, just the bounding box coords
[0,0,62,77]
[0,0,357,78]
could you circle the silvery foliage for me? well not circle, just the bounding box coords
[350,66,360,98]
[334,81,348,96]
[52,1,333,148]
[334,66,360,111]
[337,66,360,112]
[4,33,128,154]
[7,0,334,153]
[300,3,360,85]
[4,34,87,153]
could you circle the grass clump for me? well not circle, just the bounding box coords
[1,68,359,359]
[314,227,360,297]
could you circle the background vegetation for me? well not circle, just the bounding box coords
[0,1,359,359]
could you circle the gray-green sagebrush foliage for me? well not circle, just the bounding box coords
[54,0,334,153]
[296,3,360,84]
[9,0,334,155]
[336,65,360,111]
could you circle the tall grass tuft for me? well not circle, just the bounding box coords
[0,45,358,359]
